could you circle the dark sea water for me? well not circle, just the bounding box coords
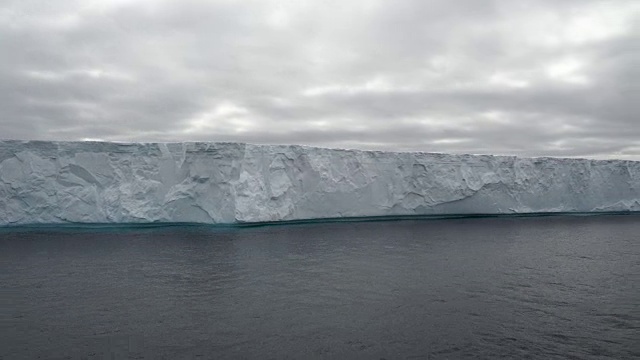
[1,215,639,359]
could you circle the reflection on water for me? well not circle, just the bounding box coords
[1,215,639,359]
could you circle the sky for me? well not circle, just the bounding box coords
[1,0,638,160]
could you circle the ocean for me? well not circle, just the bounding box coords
[1,214,638,359]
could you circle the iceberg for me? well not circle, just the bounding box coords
[1,140,639,225]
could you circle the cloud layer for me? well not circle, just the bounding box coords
[1,0,638,159]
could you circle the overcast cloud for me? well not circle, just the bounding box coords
[1,0,638,159]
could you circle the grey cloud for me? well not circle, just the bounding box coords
[0,0,638,160]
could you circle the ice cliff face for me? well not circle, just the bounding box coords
[1,140,639,225]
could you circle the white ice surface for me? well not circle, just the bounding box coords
[1,141,639,225]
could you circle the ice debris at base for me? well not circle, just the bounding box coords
[0,140,639,225]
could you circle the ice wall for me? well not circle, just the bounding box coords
[1,140,639,225]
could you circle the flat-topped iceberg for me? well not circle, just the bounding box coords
[1,140,639,225]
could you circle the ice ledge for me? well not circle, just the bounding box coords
[1,140,639,225]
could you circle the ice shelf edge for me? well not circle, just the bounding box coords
[1,141,639,225]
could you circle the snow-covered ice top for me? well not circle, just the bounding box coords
[1,140,639,225]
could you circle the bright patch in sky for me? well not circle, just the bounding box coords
[546,58,589,85]
[489,73,530,88]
